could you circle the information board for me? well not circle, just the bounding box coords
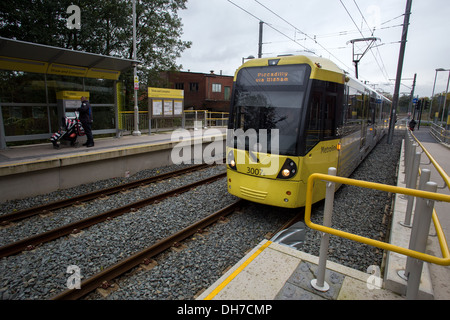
[164,100,173,116]
[148,87,184,118]
[152,100,163,117]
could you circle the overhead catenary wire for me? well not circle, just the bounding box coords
[228,0,396,88]
[314,23,403,40]
[227,0,354,72]
[339,0,393,87]
[352,0,391,82]
[227,0,313,54]
[252,0,354,73]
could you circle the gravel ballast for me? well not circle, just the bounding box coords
[302,132,402,272]
[0,131,403,300]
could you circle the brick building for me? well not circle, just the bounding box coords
[161,70,234,112]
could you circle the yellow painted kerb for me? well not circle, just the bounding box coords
[203,240,273,300]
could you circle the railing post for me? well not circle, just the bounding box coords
[194,111,198,131]
[403,131,411,175]
[403,137,413,184]
[407,169,431,272]
[311,167,336,292]
[405,140,415,185]
[402,150,421,227]
[405,181,438,300]
[182,111,185,129]
[398,169,431,282]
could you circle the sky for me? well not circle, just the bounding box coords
[176,0,450,98]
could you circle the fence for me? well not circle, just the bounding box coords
[429,122,450,144]
[304,128,450,299]
[118,110,228,134]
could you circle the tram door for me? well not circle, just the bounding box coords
[305,81,337,154]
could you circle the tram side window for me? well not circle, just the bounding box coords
[370,95,377,125]
[356,95,363,122]
[324,81,339,139]
[306,91,321,151]
[323,95,336,139]
[305,81,339,153]
[363,91,370,122]
[342,87,358,135]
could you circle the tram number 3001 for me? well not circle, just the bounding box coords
[247,167,264,176]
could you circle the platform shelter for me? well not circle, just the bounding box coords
[0,37,138,149]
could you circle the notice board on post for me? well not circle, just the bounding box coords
[148,87,184,133]
[148,87,184,118]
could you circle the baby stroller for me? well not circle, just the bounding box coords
[50,113,85,149]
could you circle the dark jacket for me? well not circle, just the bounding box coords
[78,100,93,123]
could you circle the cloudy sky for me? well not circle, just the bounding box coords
[176,0,450,98]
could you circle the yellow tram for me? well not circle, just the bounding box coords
[226,55,391,208]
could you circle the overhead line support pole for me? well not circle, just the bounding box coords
[258,21,263,58]
[132,0,141,136]
[388,0,412,144]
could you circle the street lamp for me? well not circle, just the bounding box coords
[132,0,141,136]
[242,55,255,65]
[429,68,450,121]
[440,70,450,123]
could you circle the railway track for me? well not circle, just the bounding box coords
[0,132,401,300]
[0,171,226,258]
[51,200,244,300]
[0,163,212,225]
[0,159,315,300]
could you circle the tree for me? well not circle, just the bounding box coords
[398,94,411,113]
[0,0,191,100]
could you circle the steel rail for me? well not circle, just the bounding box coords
[270,209,304,238]
[0,163,212,224]
[0,172,226,258]
[51,199,243,300]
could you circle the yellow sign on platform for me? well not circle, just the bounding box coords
[48,63,87,77]
[86,68,120,80]
[148,87,184,99]
[0,56,48,74]
[56,91,90,100]
[0,56,120,80]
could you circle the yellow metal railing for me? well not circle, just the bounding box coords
[409,129,450,261]
[118,111,149,131]
[410,130,449,190]
[304,173,450,266]
[118,110,229,132]
[183,110,229,127]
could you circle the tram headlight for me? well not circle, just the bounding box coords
[228,150,237,170]
[277,158,298,179]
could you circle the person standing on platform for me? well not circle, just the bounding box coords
[78,96,94,147]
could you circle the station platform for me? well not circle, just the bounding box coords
[198,239,404,300]
[198,127,450,300]
[0,128,227,167]
[0,128,226,202]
